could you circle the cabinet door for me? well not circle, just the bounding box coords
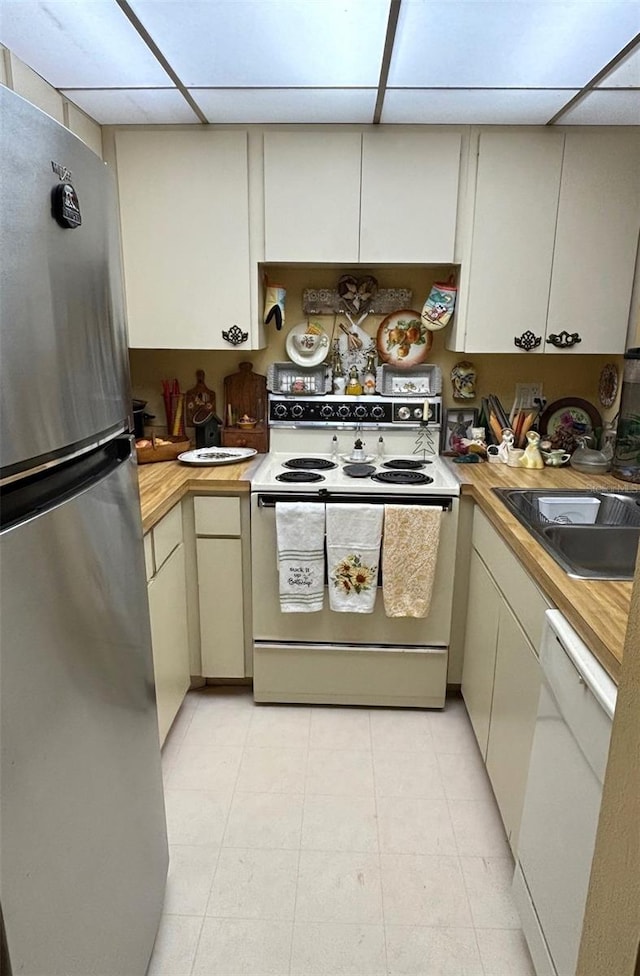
[486,602,541,854]
[116,130,251,349]
[461,550,501,759]
[360,131,460,263]
[546,130,640,354]
[148,543,190,745]
[197,537,245,678]
[264,132,361,262]
[463,131,564,353]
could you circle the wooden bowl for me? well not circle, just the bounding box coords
[135,435,191,463]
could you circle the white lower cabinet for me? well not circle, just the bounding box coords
[486,602,542,853]
[461,507,548,854]
[194,495,249,679]
[147,541,190,745]
[461,550,501,759]
[197,537,245,678]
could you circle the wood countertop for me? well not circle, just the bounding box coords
[447,459,638,682]
[137,455,264,533]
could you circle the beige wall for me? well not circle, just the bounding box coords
[1,45,102,157]
[129,264,623,434]
[577,548,640,976]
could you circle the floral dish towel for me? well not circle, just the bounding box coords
[326,505,383,613]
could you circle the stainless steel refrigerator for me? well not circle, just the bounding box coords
[0,87,168,975]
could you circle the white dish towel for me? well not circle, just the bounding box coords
[276,502,326,612]
[326,504,383,613]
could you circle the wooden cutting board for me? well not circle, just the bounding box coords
[223,362,267,425]
[222,361,269,453]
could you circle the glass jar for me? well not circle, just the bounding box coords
[612,347,640,483]
[346,365,363,396]
[362,352,377,397]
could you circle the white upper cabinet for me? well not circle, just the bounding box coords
[116,129,255,349]
[450,128,640,355]
[264,131,362,263]
[360,131,460,264]
[264,129,460,264]
[546,130,640,355]
[456,130,564,354]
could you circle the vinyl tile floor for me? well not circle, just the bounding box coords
[149,688,535,976]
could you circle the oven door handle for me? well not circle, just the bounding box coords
[257,492,453,510]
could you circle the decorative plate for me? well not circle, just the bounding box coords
[538,398,602,437]
[376,309,433,367]
[178,447,257,466]
[285,321,330,368]
[598,363,619,408]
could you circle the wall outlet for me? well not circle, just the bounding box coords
[515,382,543,409]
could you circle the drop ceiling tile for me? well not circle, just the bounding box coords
[560,90,640,125]
[192,88,376,123]
[61,89,200,125]
[596,45,640,88]
[381,89,578,125]
[388,1,640,88]
[129,0,390,87]
[0,0,171,87]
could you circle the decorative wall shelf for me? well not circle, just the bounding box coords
[302,287,413,316]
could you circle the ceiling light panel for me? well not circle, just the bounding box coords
[129,0,391,87]
[382,89,578,125]
[61,89,200,125]
[192,88,376,123]
[388,1,640,88]
[560,91,640,125]
[0,1,171,87]
[596,45,640,87]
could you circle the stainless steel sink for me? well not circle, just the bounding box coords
[493,488,640,580]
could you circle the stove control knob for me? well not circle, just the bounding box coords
[337,405,351,419]
[274,403,288,419]
[397,406,411,420]
[291,404,304,419]
[354,405,367,419]
[320,405,334,419]
[413,407,424,419]
[371,405,384,419]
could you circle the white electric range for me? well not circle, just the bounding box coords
[249,394,461,708]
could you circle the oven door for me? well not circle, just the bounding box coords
[251,493,458,647]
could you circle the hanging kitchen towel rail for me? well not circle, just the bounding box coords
[326,504,383,614]
[382,505,443,618]
[259,493,453,510]
[275,502,326,613]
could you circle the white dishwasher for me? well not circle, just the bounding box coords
[513,610,617,976]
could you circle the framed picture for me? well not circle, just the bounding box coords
[442,407,479,453]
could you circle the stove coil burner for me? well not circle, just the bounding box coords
[283,458,337,471]
[383,459,431,470]
[276,471,326,483]
[371,470,434,486]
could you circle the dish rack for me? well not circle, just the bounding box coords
[519,493,640,527]
[267,362,331,396]
[375,363,443,396]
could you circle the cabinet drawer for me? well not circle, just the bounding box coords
[143,532,154,582]
[153,503,183,570]
[194,496,241,536]
[472,508,550,652]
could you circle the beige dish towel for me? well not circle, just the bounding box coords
[382,505,442,618]
[276,502,326,612]
[326,504,383,613]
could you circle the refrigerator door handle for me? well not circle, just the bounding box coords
[0,435,135,534]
